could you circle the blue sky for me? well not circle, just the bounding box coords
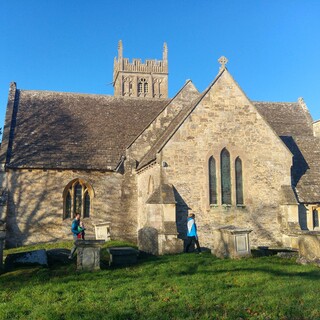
[1,0,320,133]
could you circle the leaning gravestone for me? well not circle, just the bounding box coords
[5,249,48,269]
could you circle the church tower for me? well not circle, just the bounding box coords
[113,41,168,98]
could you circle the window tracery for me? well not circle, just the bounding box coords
[138,78,148,96]
[63,179,93,219]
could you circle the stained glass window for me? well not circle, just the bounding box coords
[74,183,82,215]
[221,148,231,205]
[84,192,90,218]
[235,157,244,205]
[209,156,217,204]
[64,180,92,219]
[65,192,71,219]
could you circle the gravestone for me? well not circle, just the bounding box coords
[76,240,105,271]
[107,247,139,267]
[94,222,111,241]
[5,249,48,269]
[297,232,320,264]
[212,226,252,259]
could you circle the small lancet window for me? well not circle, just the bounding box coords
[65,192,72,219]
[84,192,90,218]
[235,157,244,205]
[208,156,217,205]
[63,179,93,219]
[221,148,231,205]
[74,183,82,214]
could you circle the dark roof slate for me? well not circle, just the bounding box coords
[254,101,320,203]
[281,185,298,205]
[7,90,169,170]
[292,136,320,203]
[253,101,314,137]
[146,183,176,204]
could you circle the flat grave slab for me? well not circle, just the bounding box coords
[107,247,139,267]
[5,249,48,269]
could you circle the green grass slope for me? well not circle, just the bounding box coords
[1,241,320,320]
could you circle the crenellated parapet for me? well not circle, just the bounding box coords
[113,41,168,98]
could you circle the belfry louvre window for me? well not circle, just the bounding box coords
[138,78,148,96]
[144,82,148,93]
[221,148,231,205]
[138,82,143,94]
[63,179,93,219]
[208,156,217,204]
[235,157,244,205]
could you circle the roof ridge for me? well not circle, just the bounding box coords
[19,89,170,101]
[137,70,226,170]
[126,80,197,149]
[252,100,298,105]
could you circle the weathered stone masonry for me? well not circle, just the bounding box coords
[1,44,320,256]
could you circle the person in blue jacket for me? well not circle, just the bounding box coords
[68,213,81,259]
[184,213,202,253]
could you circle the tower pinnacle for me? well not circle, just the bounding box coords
[163,42,168,62]
[118,40,123,59]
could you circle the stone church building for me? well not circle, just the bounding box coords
[1,41,320,255]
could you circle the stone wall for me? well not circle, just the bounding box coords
[159,70,293,249]
[137,164,161,230]
[4,168,137,247]
[313,120,320,138]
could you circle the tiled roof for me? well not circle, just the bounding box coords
[7,89,169,170]
[146,183,176,204]
[292,136,320,203]
[137,81,201,169]
[254,101,320,203]
[253,101,314,137]
[281,185,298,205]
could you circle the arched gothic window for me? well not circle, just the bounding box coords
[235,157,244,205]
[63,179,93,219]
[221,148,231,205]
[208,156,217,205]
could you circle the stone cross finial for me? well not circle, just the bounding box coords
[218,56,228,69]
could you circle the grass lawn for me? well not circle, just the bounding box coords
[1,241,320,320]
